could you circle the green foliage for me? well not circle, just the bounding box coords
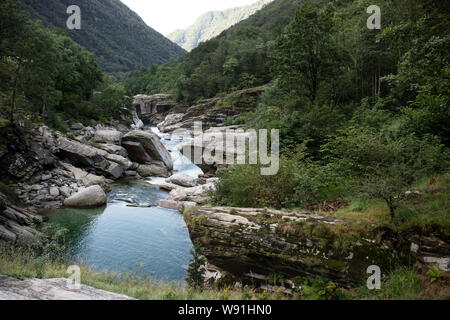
[324,128,447,219]
[273,3,339,101]
[0,1,136,130]
[185,241,206,289]
[91,83,132,121]
[348,268,426,300]
[426,266,444,284]
[212,145,337,209]
[20,0,185,75]
[123,0,314,102]
[298,276,338,300]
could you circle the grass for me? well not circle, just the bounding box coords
[342,267,450,300]
[330,173,450,236]
[0,245,284,300]
[1,245,448,300]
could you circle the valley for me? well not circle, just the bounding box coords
[0,0,449,301]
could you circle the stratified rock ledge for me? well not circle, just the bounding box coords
[0,275,135,300]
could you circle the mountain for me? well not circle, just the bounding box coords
[19,0,185,75]
[168,0,273,51]
[124,0,326,101]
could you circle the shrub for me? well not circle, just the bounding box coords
[324,128,448,220]
[185,241,206,289]
[212,145,336,209]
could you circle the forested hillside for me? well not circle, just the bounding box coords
[0,0,132,131]
[20,0,185,75]
[123,0,320,102]
[125,0,449,226]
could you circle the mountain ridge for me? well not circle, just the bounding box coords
[20,0,186,75]
[168,0,273,51]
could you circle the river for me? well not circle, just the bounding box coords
[42,127,203,282]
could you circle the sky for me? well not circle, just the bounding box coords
[120,0,260,35]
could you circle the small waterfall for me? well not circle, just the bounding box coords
[132,111,144,130]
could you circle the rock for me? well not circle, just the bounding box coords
[105,154,132,170]
[57,137,123,180]
[0,194,43,243]
[96,144,128,158]
[176,126,252,173]
[158,182,180,191]
[168,188,188,201]
[102,162,123,180]
[166,173,197,187]
[49,187,60,197]
[155,200,197,212]
[93,129,123,145]
[70,123,84,131]
[133,94,174,124]
[122,130,173,170]
[0,275,135,300]
[137,164,171,178]
[124,171,137,177]
[63,185,107,208]
[121,141,152,164]
[163,182,215,205]
[59,186,71,198]
[409,235,450,271]
[184,207,407,288]
[132,111,144,130]
[60,163,106,187]
[157,113,185,133]
[57,136,108,169]
[41,174,52,181]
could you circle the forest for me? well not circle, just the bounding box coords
[123,0,449,226]
[0,0,449,300]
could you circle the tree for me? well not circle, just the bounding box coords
[273,3,338,102]
[185,241,206,289]
[325,128,446,220]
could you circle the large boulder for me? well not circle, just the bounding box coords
[137,164,170,178]
[93,129,123,145]
[184,207,410,288]
[95,144,128,158]
[57,136,108,168]
[166,173,197,187]
[60,162,106,187]
[57,136,123,179]
[63,185,107,208]
[105,153,132,170]
[122,130,173,170]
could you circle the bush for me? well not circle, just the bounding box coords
[324,128,448,220]
[212,145,338,209]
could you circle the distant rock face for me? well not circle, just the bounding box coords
[133,94,174,125]
[0,275,135,300]
[63,185,107,208]
[168,0,273,51]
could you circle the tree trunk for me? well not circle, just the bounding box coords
[10,59,22,123]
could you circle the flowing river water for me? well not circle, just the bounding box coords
[42,127,203,282]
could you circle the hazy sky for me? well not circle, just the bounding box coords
[120,0,259,35]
